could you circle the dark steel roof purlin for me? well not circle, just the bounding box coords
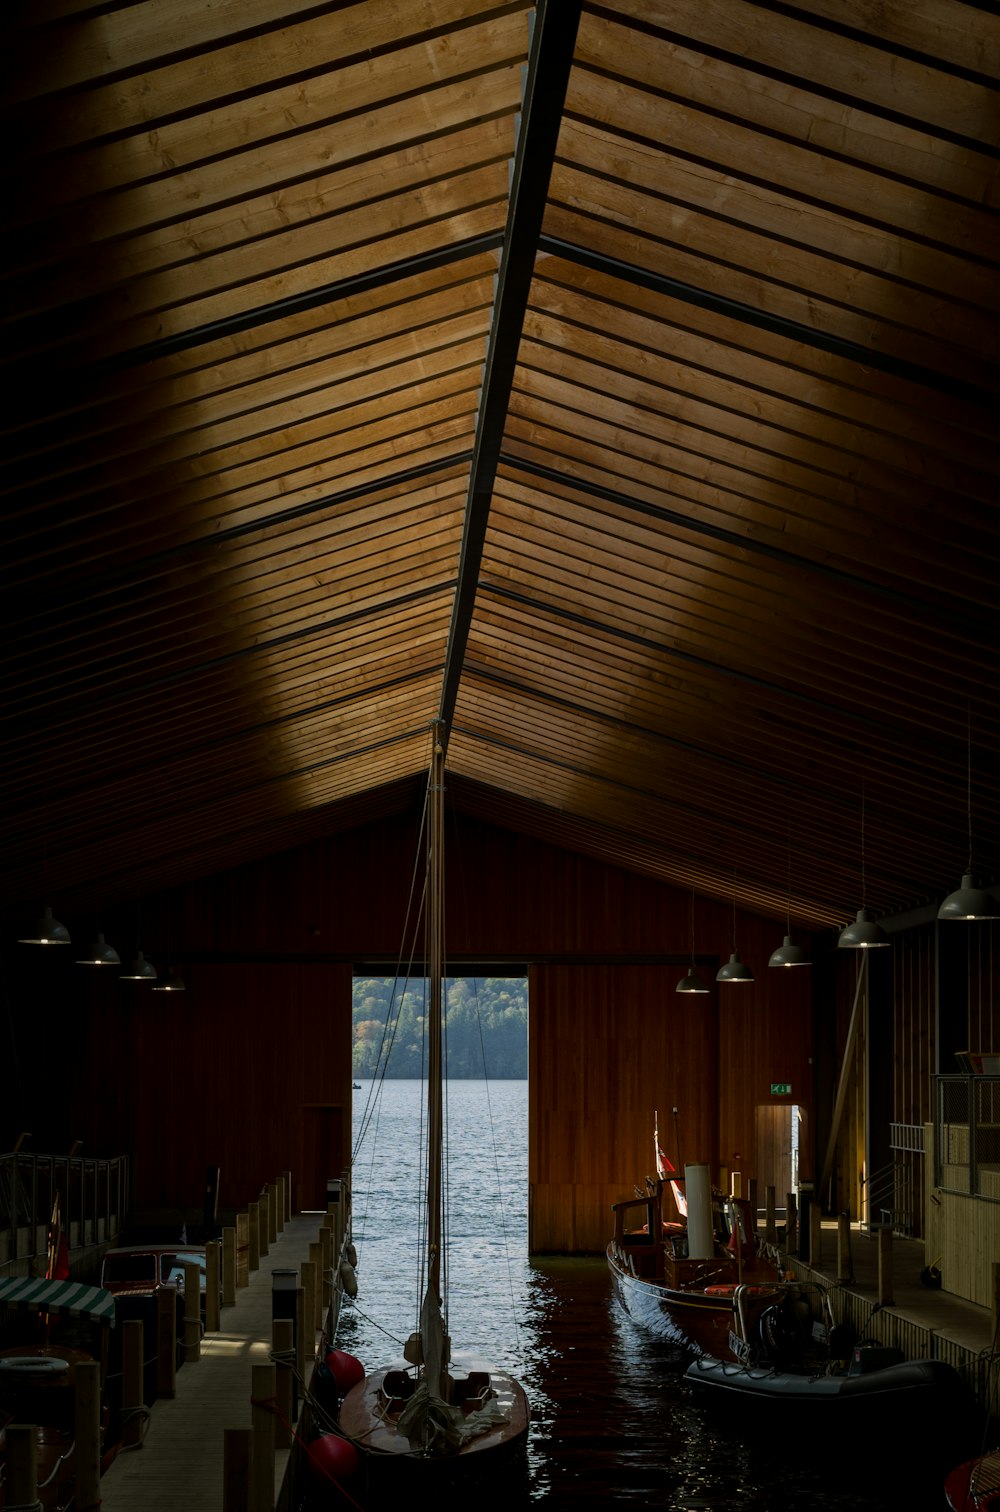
[538,235,999,407]
[58,233,507,382]
[437,0,583,748]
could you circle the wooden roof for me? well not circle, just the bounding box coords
[2,0,998,935]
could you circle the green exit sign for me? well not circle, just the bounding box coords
[771,1082,792,1096]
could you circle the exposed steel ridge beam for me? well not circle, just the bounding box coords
[50,233,506,379]
[438,0,583,746]
[501,455,998,645]
[537,236,998,406]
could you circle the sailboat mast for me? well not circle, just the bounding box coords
[426,721,445,1304]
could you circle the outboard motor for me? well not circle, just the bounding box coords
[756,1299,806,1368]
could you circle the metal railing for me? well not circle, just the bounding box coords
[933,1074,1000,1200]
[860,1158,916,1235]
[889,1122,925,1154]
[0,1149,130,1273]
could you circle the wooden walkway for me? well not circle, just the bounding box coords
[790,1217,997,1406]
[100,1213,330,1512]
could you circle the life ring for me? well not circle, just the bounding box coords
[339,1260,358,1297]
[0,1355,70,1376]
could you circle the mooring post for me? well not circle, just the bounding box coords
[272,1317,295,1449]
[183,1260,202,1363]
[6,1424,37,1507]
[75,1359,102,1510]
[157,1284,177,1398]
[878,1224,894,1305]
[223,1427,251,1512]
[222,1226,237,1306]
[309,1240,324,1330]
[320,1220,333,1318]
[249,1200,262,1267]
[205,1239,221,1332]
[301,1259,317,1363]
[236,1210,250,1287]
[122,1317,145,1448]
[250,1363,276,1512]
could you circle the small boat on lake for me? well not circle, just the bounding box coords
[337,724,530,1496]
[608,1153,793,1361]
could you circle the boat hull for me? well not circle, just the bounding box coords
[337,1350,529,1502]
[946,1451,1000,1511]
[607,1243,775,1357]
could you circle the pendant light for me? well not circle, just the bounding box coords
[770,812,810,967]
[769,934,809,968]
[717,873,754,983]
[19,905,72,946]
[121,950,157,982]
[77,931,121,967]
[677,889,710,994]
[938,703,999,922]
[152,964,186,992]
[838,782,889,949]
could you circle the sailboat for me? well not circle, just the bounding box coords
[338,724,530,1490]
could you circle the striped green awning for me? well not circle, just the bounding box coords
[0,1277,116,1325]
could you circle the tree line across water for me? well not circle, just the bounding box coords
[352,975,528,1079]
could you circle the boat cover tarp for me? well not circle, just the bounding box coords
[0,1276,116,1325]
[396,1286,509,1454]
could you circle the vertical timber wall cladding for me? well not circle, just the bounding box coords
[5,810,812,1236]
[529,963,718,1253]
[530,933,813,1253]
[51,957,353,1214]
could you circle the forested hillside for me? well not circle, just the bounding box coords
[352,976,527,1078]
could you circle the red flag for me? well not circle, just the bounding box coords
[654,1111,675,1176]
[655,1113,687,1216]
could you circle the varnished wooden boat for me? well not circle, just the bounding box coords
[607,1170,787,1359]
[338,1347,529,1486]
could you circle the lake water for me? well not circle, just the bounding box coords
[337,1079,965,1509]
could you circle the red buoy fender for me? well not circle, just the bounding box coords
[325,1349,365,1393]
[307,1432,360,1487]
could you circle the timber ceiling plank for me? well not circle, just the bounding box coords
[1,0,998,929]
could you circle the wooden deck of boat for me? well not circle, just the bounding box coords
[100,1213,328,1512]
